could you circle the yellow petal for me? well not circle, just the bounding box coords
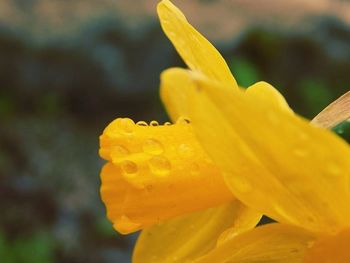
[160,68,193,121]
[195,223,316,263]
[304,227,350,263]
[132,201,261,263]
[161,68,350,233]
[157,0,237,87]
[100,118,234,234]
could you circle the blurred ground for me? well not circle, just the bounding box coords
[1,0,350,41]
[0,0,349,262]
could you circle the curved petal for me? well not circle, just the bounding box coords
[194,223,316,263]
[157,0,237,87]
[160,68,193,121]
[161,68,350,233]
[132,201,261,263]
[100,118,234,234]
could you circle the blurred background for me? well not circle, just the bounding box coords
[0,0,349,262]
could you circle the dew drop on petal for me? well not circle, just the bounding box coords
[236,180,252,193]
[117,118,135,135]
[190,163,200,175]
[228,174,252,193]
[168,32,176,38]
[110,145,129,160]
[326,162,342,177]
[306,240,316,249]
[297,131,309,141]
[136,121,148,126]
[292,148,308,157]
[149,156,171,176]
[267,111,279,124]
[143,139,164,155]
[176,117,191,125]
[177,143,194,158]
[150,120,159,126]
[120,160,138,176]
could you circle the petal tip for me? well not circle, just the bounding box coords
[113,215,142,235]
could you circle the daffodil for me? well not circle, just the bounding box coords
[157,1,350,262]
[99,0,262,261]
[100,0,350,262]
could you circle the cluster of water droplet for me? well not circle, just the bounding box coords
[108,119,173,179]
[135,120,172,127]
[100,117,214,233]
[103,118,201,181]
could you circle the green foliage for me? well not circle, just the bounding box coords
[0,231,14,262]
[0,95,15,118]
[0,230,54,263]
[299,79,333,117]
[39,92,62,115]
[333,120,350,143]
[96,217,116,237]
[229,57,261,88]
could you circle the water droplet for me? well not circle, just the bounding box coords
[176,117,191,125]
[306,216,315,223]
[117,118,135,135]
[114,215,141,234]
[164,122,172,126]
[110,145,129,160]
[120,160,138,176]
[267,111,279,124]
[289,248,299,254]
[229,175,252,193]
[293,148,308,157]
[307,240,315,249]
[190,163,200,174]
[217,228,238,246]
[298,132,309,141]
[143,139,164,155]
[178,144,194,158]
[149,156,171,176]
[162,19,170,25]
[136,121,148,126]
[150,120,159,126]
[145,185,153,192]
[327,162,342,176]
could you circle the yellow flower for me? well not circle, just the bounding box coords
[100,1,261,261]
[100,119,258,234]
[158,1,350,262]
[100,0,350,262]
